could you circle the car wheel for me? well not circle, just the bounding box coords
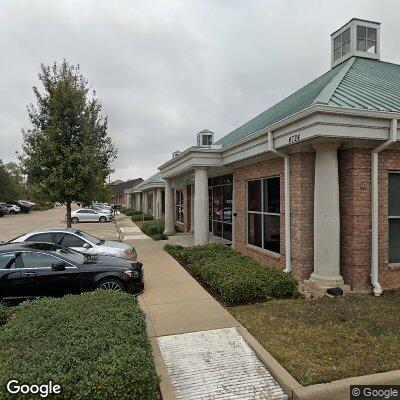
[97,279,125,292]
[71,217,79,223]
[99,216,107,223]
[10,210,15,214]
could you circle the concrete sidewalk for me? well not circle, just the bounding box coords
[117,215,240,337]
[116,215,295,400]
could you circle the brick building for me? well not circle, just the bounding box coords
[111,178,143,206]
[153,18,400,295]
[124,172,165,219]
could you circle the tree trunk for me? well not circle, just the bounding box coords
[66,201,72,228]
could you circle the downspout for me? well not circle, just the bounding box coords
[268,131,291,273]
[371,118,398,296]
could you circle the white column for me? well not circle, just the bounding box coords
[308,142,345,289]
[164,179,175,235]
[152,190,157,218]
[194,167,209,245]
[156,188,162,219]
[190,184,194,234]
[143,191,148,214]
[136,193,140,210]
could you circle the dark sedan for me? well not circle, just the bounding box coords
[0,242,144,300]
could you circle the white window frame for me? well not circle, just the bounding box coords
[246,176,280,254]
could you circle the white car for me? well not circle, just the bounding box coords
[11,228,137,260]
[6,204,20,214]
[71,208,112,223]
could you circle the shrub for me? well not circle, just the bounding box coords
[0,303,10,326]
[152,233,168,241]
[164,244,298,302]
[0,291,159,400]
[124,209,142,217]
[131,213,153,221]
[141,220,165,236]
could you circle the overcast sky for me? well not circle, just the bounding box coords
[1,0,399,181]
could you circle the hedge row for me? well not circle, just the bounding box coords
[164,244,298,302]
[0,291,159,400]
[132,213,154,221]
[140,220,168,241]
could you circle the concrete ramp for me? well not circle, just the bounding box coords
[158,328,288,400]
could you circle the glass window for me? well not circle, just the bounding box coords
[333,28,350,61]
[223,185,233,222]
[248,214,262,248]
[209,175,233,240]
[0,253,16,269]
[264,215,280,253]
[247,180,261,211]
[264,177,280,214]
[76,230,102,245]
[357,26,377,53]
[213,186,222,221]
[61,234,86,248]
[389,173,400,263]
[357,39,366,52]
[26,233,55,243]
[223,223,232,242]
[20,252,58,269]
[222,174,233,184]
[357,25,367,39]
[389,174,400,216]
[50,246,85,264]
[247,177,281,253]
[176,190,184,223]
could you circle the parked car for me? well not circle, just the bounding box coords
[70,209,112,223]
[0,203,7,217]
[12,228,137,260]
[6,204,20,214]
[0,242,144,300]
[6,201,31,214]
[92,205,113,216]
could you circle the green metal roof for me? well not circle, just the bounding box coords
[136,172,164,189]
[216,57,400,147]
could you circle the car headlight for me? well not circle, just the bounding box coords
[124,270,139,278]
[124,249,136,258]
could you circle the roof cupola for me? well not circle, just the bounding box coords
[331,18,380,68]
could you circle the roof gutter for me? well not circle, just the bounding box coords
[268,131,291,273]
[371,118,398,296]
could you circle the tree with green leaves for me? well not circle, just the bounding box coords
[0,160,18,202]
[21,60,117,226]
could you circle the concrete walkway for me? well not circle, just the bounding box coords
[117,214,239,337]
[116,215,294,400]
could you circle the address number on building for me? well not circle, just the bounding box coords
[288,133,301,144]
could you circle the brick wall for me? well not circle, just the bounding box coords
[339,148,400,291]
[233,153,315,279]
[289,152,315,280]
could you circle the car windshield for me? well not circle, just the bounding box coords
[75,230,104,245]
[50,246,86,264]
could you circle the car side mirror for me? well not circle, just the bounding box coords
[51,262,66,271]
[83,243,92,249]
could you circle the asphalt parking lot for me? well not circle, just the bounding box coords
[0,206,120,243]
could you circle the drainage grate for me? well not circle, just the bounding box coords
[158,328,288,400]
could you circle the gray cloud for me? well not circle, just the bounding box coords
[1,0,399,180]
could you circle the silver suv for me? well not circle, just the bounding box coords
[11,228,137,261]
